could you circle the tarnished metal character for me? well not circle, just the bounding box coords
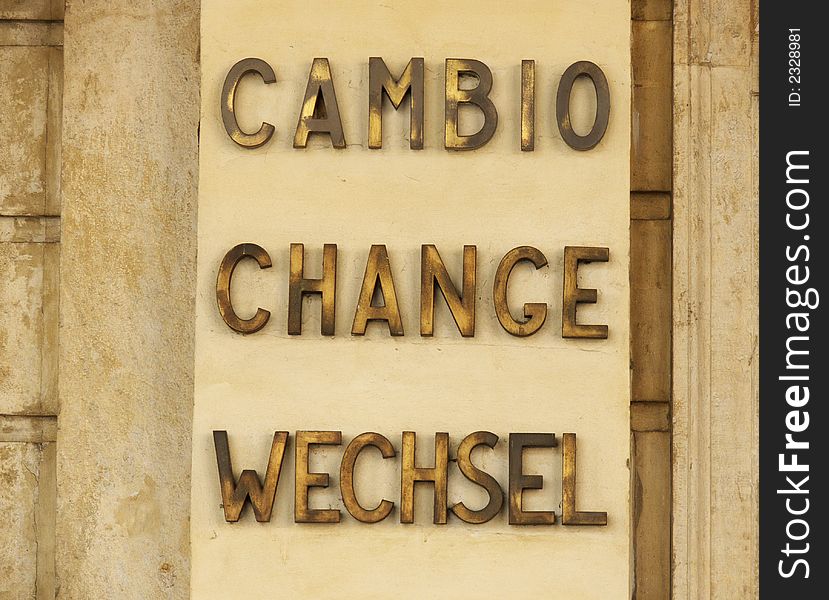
[400,431,448,524]
[508,433,557,525]
[521,60,535,151]
[493,246,548,337]
[556,61,611,151]
[288,243,337,336]
[368,57,424,150]
[352,244,404,336]
[294,430,342,523]
[213,430,288,522]
[293,58,346,148]
[420,244,476,337]
[216,243,272,334]
[450,431,504,524]
[444,59,498,150]
[340,432,396,523]
[221,58,276,148]
[562,245,609,339]
[562,433,607,525]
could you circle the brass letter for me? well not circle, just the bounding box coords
[216,243,272,334]
[293,58,346,148]
[352,245,404,336]
[295,430,342,523]
[400,431,449,524]
[451,431,504,524]
[221,58,276,149]
[562,246,609,339]
[562,433,607,525]
[493,246,548,337]
[508,433,557,525]
[420,244,476,337]
[521,60,535,151]
[556,61,611,151]
[213,430,288,522]
[340,432,396,523]
[288,243,337,336]
[368,57,424,150]
[444,59,498,150]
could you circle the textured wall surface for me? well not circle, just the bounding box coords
[0,0,761,597]
[672,0,760,597]
[193,1,630,598]
[0,4,62,598]
[56,1,198,598]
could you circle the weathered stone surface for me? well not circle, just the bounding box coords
[0,0,63,21]
[672,0,759,598]
[632,0,672,21]
[0,46,49,216]
[632,20,673,191]
[0,241,58,415]
[57,1,199,598]
[0,442,41,600]
[631,218,672,402]
[633,431,672,598]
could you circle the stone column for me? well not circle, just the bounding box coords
[57,2,199,597]
[672,0,759,597]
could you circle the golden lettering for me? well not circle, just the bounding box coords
[293,58,346,148]
[368,57,424,150]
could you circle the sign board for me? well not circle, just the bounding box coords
[192,0,630,596]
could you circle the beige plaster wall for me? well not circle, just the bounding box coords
[192,1,630,597]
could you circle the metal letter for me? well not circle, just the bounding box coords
[368,57,424,150]
[420,244,476,337]
[216,243,272,334]
[288,243,337,336]
[562,246,609,339]
[562,433,607,525]
[294,430,342,523]
[493,246,548,337]
[221,58,276,149]
[340,432,396,523]
[521,60,535,151]
[444,59,498,150]
[213,430,288,522]
[293,58,346,148]
[508,433,557,525]
[400,431,449,524]
[451,431,504,524]
[556,61,611,151]
[352,245,404,336]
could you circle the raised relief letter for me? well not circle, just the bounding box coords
[288,243,337,336]
[444,59,498,150]
[451,431,504,524]
[368,57,424,150]
[352,245,404,336]
[213,430,288,522]
[340,432,396,523]
[556,61,611,151]
[221,58,276,148]
[420,244,476,337]
[562,433,607,525]
[295,431,342,523]
[562,246,609,339]
[508,433,557,525]
[216,243,272,334]
[493,246,548,337]
[293,58,346,148]
[521,60,535,151]
[400,432,449,524]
